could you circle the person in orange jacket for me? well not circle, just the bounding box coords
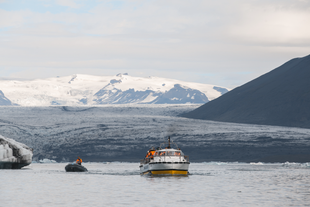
[149,150,155,158]
[76,156,82,165]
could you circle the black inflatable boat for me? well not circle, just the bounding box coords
[65,163,88,172]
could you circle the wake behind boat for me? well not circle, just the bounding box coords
[139,137,190,175]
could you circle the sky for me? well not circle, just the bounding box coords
[0,0,310,88]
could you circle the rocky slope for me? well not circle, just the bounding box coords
[182,54,310,128]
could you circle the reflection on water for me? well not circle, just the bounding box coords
[0,162,310,206]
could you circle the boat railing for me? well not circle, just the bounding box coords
[184,156,189,162]
[141,155,189,164]
[140,158,153,164]
[153,155,190,162]
[153,154,188,158]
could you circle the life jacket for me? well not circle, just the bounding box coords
[76,158,82,163]
[145,150,155,159]
[149,150,155,158]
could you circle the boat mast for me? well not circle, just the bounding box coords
[168,136,171,149]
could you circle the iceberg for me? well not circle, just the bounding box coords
[0,135,33,169]
[39,158,57,163]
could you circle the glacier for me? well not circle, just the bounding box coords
[0,73,229,106]
[1,105,310,163]
[0,135,33,169]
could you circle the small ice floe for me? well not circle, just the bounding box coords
[250,162,264,165]
[203,161,228,165]
[281,161,310,168]
[39,158,57,163]
[0,135,33,169]
[282,161,297,167]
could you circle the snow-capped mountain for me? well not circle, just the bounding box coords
[0,73,229,106]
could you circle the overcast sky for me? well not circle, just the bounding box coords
[0,0,309,88]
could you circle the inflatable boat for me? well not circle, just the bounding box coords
[65,163,88,172]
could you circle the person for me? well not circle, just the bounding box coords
[145,147,156,158]
[145,151,150,158]
[76,156,82,165]
[149,149,155,158]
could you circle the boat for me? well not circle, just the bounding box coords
[65,163,88,172]
[139,137,190,175]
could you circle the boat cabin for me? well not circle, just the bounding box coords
[142,148,189,164]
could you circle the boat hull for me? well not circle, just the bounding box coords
[65,163,88,172]
[151,170,188,175]
[140,162,189,175]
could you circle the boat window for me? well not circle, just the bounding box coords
[155,151,159,156]
[174,151,181,156]
[167,151,181,156]
[166,151,171,156]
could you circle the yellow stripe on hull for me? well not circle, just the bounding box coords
[141,171,150,175]
[151,170,188,175]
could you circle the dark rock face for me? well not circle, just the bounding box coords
[94,84,209,104]
[0,90,12,105]
[94,88,162,104]
[182,54,310,128]
[151,84,209,104]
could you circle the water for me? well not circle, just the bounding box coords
[1,162,310,206]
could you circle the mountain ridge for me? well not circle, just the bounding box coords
[0,74,229,106]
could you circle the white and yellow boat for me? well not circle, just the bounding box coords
[139,137,190,175]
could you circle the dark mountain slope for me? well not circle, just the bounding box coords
[182,54,310,128]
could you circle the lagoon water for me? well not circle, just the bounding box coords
[1,162,310,206]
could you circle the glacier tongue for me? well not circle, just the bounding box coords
[0,135,33,169]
